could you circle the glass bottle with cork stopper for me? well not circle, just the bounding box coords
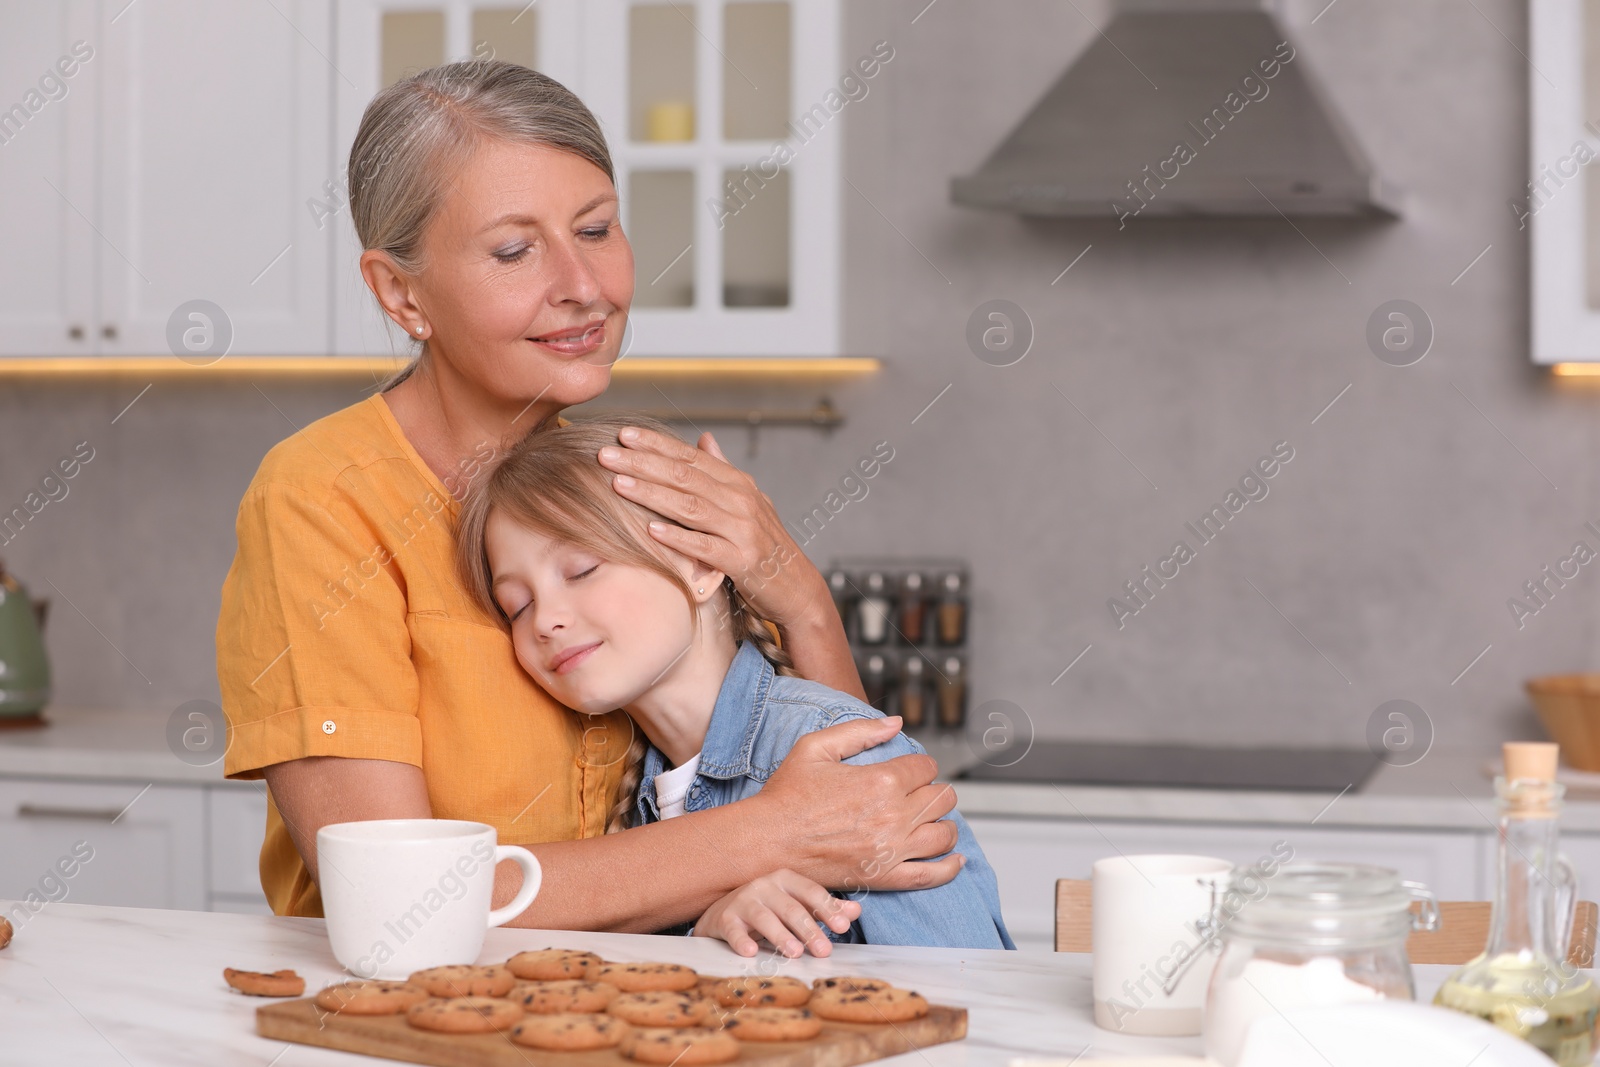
[1433,741,1600,1064]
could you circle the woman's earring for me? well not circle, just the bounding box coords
[698,587,705,594]
[415,325,426,336]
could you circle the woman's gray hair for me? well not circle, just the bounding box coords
[347,59,615,391]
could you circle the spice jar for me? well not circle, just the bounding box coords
[856,572,892,645]
[934,654,965,729]
[897,654,929,729]
[898,572,928,644]
[935,571,967,646]
[826,569,853,634]
[860,653,893,712]
[1203,862,1438,1067]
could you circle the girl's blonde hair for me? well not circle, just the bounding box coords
[346,59,615,391]
[454,415,795,833]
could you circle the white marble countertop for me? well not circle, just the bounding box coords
[7,707,1599,834]
[0,706,242,787]
[0,900,1460,1066]
[913,734,1600,835]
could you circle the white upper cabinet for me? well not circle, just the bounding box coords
[331,0,584,357]
[1,0,842,361]
[585,0,841,357]
[332,0,842,358]
[1530,0,1600,368]
[96,0,335,356]
[0,2,98,356]
[0,0,334,358]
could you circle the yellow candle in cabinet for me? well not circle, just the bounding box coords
[647,100,695,142]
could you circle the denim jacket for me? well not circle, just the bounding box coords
[634,640,1015,950]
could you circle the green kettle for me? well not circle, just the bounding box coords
[0,558,51,720]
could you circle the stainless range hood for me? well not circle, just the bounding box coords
[951,0,1400,220]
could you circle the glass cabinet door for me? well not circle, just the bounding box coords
[332,0,584,356]
[586,0,841,357]
[334,0,839,358]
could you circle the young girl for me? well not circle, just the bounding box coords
[455,415,1013,956]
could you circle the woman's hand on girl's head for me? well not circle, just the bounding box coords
[693,868,860,958]
[597,425,817,626]
[753,716,965,894]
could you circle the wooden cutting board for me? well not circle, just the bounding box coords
[256,999,967,1067]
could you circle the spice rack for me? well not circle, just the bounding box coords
[825,557,970,733]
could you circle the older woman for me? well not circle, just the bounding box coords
[216,60,958,938]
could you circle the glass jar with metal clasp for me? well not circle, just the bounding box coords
[1199,862,1439,1067]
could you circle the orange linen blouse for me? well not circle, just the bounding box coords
[216,394,628,917]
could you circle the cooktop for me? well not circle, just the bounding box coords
[955,739,1382,793]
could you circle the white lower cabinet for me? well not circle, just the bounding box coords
[208,784,272,914]
[2,783,1566,948]
[0,778,268,919]
[965,816,1486,953]
[0,779,205,913]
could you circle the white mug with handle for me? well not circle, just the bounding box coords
[1092,853,1232,1036]
[317,819,542,980]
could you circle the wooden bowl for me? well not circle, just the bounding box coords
[1526,675,1600,771]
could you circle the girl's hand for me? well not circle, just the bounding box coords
[693,868,861,958]
[597,426,817,627]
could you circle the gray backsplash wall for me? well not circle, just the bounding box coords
[0,0,1584,757]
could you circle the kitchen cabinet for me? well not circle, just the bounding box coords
[966,815,1486,952]
[207,785,272,913]
[1529,0,1600,368]
[0,779,207,912]
[328,0,573,357]
[0,0,335,358]
[14,775,1600,948]
[4,0,849,362]
[95,0,336,357]
[0,2,97,357]
[0,777,267,916]
[332,0,844,359]
[13,712,1573,950]
[583,0,843,357]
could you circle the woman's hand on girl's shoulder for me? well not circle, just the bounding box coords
[693,868,859,958]
[754,716,963,894]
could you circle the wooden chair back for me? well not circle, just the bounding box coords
[1053,877,1598,967]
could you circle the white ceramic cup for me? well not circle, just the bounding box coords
[1092,853,1232,1036]
[317,819,541,980]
